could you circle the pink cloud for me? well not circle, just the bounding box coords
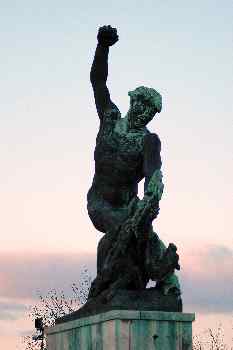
[0,245,232,314]
[0,246,232,349]
[0,252,96,300]
[180,245,233,313]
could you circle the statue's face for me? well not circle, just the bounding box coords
[128,96,156,129]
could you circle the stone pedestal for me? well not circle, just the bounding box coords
[46,310,195,350]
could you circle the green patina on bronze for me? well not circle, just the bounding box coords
[86,25,181,304]
[58,26,182,324]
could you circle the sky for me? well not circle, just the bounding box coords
[0,0,233,348]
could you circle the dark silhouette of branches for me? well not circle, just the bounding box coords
[21,268,91,350]
[193,324,233,350]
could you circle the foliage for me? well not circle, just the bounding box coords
[21,268,91,350]
[193,324,233,350]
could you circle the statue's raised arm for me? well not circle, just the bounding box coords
[90,25,119,120]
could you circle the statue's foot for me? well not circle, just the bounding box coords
[88,274,110,300]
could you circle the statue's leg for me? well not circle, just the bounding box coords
[105,263,145,301]
[87,187,128,234]
[97,233,115,275]
[87,187,130,275]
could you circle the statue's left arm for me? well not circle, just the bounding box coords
[143,133,162,193]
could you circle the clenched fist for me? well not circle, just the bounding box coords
[97,25,119,47]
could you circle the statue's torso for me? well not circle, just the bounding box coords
[92,110,148,206]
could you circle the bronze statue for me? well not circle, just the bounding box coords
[87,25,181,305]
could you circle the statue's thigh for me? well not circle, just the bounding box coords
[88,197,128,235]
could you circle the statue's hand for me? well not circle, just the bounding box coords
[97,25,119,47]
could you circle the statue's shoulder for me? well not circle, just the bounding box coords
[144,129,160,140]
[144,131,161,150]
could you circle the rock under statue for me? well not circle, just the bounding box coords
[85,25,181,309]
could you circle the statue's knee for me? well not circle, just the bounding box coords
[97,235,114,273]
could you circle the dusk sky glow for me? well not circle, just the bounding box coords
[1,1,232,348]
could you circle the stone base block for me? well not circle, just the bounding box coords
[46,310,195,350]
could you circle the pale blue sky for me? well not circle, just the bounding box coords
[1,0,232,250]
[0,1,232,348]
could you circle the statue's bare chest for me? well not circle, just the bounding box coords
[115,131,144,162]
[95,127,144,167]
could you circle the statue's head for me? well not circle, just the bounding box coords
[127,86,162,129]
